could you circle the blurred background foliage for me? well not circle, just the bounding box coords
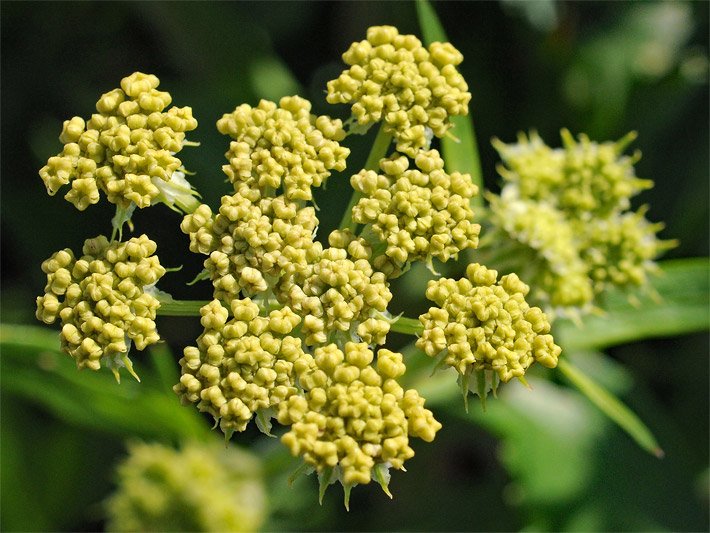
[1,1,708,531]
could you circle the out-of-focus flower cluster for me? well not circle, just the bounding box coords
[327,25,470,156]
[351,150,480,277]
[487,130,673,317]
[418,263,560,385]
[278,342,440,487]
[105,441,266,532]
[217,96,349,202]
[39,72,198,211]
[36,235,165,381]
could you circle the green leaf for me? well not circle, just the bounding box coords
[0,324,211,442]
[557,358,663,457]
[416,0,483,205]
[556,258,710,351]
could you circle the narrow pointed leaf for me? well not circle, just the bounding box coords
[557,359,663,457]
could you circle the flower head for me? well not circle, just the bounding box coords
[39,72,198,211]
[174,299,314,435]
[417,263,560,385]
[351,149,480,277]
[181,191,320,300]
[487,189,595,313]
[217,96,350,201]
[494,130,652,219]
[328,25,471,156]
[35,235,166,381]
[278,342,441,492]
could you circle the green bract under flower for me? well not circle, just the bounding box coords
[217,96,350,201]
[278,342,441,491]
[418,263,560,384]
[174,299,314,434]
[351,149,480,277]
[35,235,165,381]
[328,25,471,156]
[39,72,198,211]
[105,441,266,533]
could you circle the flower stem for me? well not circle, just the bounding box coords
[390,316,423,336]
[338,123,392,232]
[157,300,209,316]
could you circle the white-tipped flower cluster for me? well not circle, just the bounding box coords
[418,263,560,383]
[105,441,266,533]
[278,342,441,488]
[351,150,480,277]
[174,299,314,434]
[487,189,595,311]
[327,25,470,156]
[36,235,165,380]
[39,72,198,211]
[217,96,350,201]
[488,130,673,314]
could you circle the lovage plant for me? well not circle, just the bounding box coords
[34,20,677,510]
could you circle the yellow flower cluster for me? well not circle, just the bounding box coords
[174,299,314,434]
[105,441,266,533]
[351,149,480,277]
[489,130,671,313]
[39,72,198,211]
[418,263,560,384]
[327,25,471,156]
[35,235,165,381]
[217,96,350,201]
[181,192,319,300]
[279,233,392,346]
[278,342,441,487]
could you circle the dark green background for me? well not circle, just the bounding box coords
[2,2,708,531]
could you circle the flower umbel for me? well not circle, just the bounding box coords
[418,263,560,391]
[39,72,198,212]
[328,25,471,156]
[35,234,166,381]
[351,149,480,277]
[278,342,441,498]
[217,96,350,201]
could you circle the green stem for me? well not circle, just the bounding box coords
[157,298,284,317]
[176,193,201,214]
[338,123,392,232]
[416,0,484,207]
[390,316,423,336]
[157,300,209,316]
